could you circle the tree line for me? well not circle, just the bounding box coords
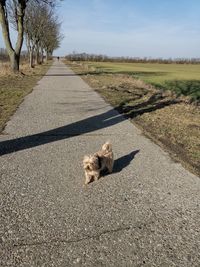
[0,0,62,72]
[66,53,200,65]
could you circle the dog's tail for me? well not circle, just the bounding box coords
[102,141,112,152]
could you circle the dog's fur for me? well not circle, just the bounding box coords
[83,142,114,184]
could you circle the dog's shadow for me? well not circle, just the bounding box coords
[101,150,140,177]
[113,150,140,173]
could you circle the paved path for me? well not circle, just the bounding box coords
[1,61,200,267]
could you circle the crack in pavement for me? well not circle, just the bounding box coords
[11,226,131,248]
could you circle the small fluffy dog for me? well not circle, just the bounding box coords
[83,142,114,184]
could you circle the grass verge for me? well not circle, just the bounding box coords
[76,61,200,102]
[0,61,52,132]
[66,61,200,176]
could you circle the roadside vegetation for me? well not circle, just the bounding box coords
[73,61,200,102]
[0,0,62,72]
[66,60,200,176]
[0,0,63,131]
[0,60,52,132]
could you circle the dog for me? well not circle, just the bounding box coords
[83,142,114,184]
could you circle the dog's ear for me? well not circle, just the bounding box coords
[83,155,90,164]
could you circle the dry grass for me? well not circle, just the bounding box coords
[0,60,52,132]
[0,62,11,76]
[0,60,32,76]
[77,61,200,102]
[66,61,200,176]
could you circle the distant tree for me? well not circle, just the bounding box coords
[0,0,60,72]
[25,2,50,67]
[65,53,200,65]
[41,15,63,61]
[24,1,62,66]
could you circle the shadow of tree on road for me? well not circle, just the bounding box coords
[0,109,124,156]
[115,91,181,119]
[0,91,179,156]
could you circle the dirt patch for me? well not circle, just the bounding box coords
[66,61,200,176]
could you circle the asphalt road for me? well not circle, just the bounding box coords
[0,60,200,267]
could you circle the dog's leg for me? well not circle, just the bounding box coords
[85,173,91,185]
[94,172,100,181]
[108,160,114,173]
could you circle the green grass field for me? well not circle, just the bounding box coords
[85,62,200,101]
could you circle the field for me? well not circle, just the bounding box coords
[66,61,200,176]
[84,62,200,101]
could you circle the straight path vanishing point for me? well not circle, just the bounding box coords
[0,60,200,266]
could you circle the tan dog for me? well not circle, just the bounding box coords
[83,142,114,184]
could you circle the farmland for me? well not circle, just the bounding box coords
[82,62,200,101]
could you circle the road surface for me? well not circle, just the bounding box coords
[1,60,200,266]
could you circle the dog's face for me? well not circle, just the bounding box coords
[83,155,100,184]
[83,155,99,172]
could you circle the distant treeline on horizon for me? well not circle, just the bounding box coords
[65,52,200,64]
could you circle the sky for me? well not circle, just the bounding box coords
[0,0,200,58]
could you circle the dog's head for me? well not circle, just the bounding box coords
[83,155,100,184]
[83,155,99,172]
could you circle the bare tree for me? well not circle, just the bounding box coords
[24,2,49,67]
[41,15,62,61]
[24,2,62,67]
[0,0,60,72]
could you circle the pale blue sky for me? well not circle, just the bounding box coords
[0,0,199,58]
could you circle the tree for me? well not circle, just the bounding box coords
[0,0,59,72]
[41,13,63,61]
[24,1,62,67]
[24,2,49,67]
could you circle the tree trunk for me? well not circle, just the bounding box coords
[35,46,40,65]
[45,50,49,61]
[26,36,30,56]
[0,4,13,56]
[14,3,25,71]
[40,47,44,64]
[29,48,34,68]
[0,1,25,72]
[10,52,20,72]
